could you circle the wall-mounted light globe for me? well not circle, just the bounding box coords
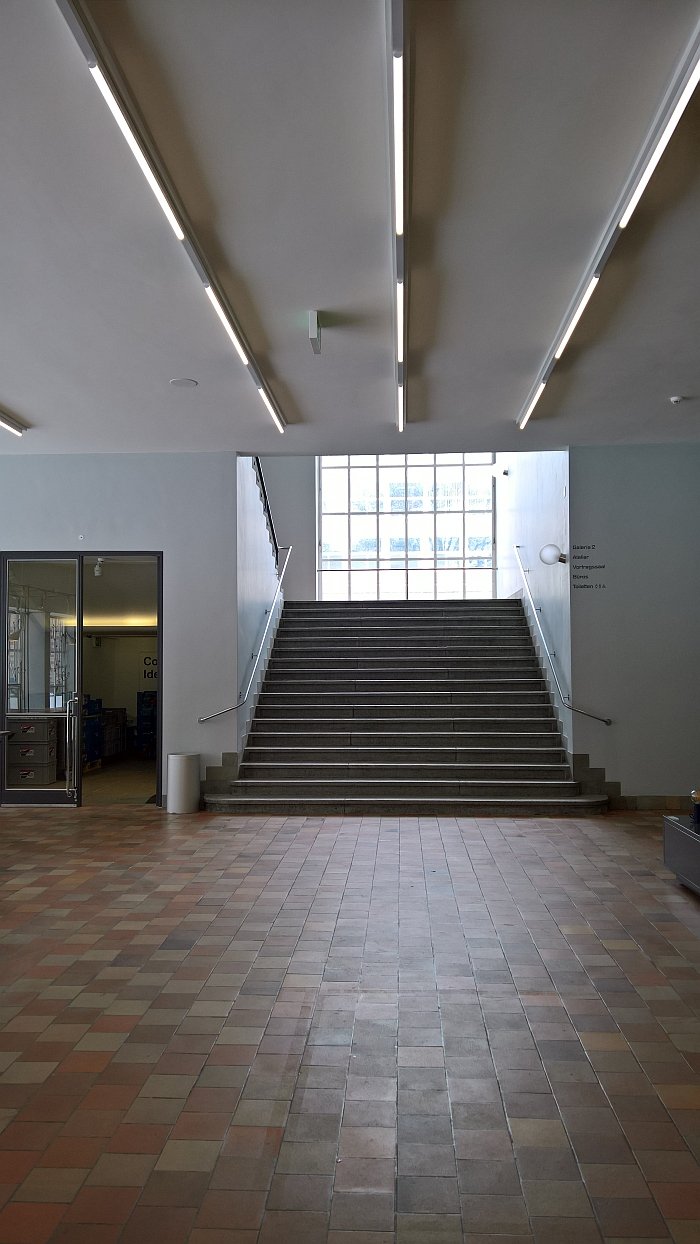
[539,544,566,565]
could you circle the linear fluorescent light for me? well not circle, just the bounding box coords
[397,280,404,364]
[620,56,700,228]
[0,413,24,438]
[518,381,547,430]
[393,55,404,236]
[89,66,184,241]
[257,388,285,435]
[204,286,249,364]
[554,275,600,360]
[397,383,405,432]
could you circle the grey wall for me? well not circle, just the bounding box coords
[0,453,237,785]
[569,444,700,796]
[236,457,279,752]
[495,450,573,747]
[259,456,317,600]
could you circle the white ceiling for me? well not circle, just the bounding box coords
[0,0,698,457]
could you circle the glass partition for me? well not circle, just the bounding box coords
[4,559,78,798]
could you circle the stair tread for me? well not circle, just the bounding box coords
[216,599,607,816]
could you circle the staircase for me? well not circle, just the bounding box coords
[205,599,608,816]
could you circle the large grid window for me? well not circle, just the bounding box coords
[318,453,495,600]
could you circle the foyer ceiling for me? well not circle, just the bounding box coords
[0,0,698,456]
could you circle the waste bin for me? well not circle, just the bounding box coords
[166,753,201,813]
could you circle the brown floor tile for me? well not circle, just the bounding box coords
[1,807,698,1242]
[195,1189,266,1229]
[258,1209,330,1243]
[329,1191,394,1231]
[593,1194,669,1236]
[62,1186,139,1223]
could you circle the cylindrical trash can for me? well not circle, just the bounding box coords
[166,753,201,813]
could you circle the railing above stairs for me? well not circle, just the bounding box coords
[198,458,291,723]
[514,544,611,726]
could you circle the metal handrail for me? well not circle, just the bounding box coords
[253,456,279,566]
[514,544,611,726]
[198,545,292,723]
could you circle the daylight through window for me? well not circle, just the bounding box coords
[318,454,495,600]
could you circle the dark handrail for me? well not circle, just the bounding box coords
[514,545,611,726]
[253,456,279,566]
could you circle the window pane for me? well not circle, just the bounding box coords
[379,570,406,599]
[349,455,376,466]
[465,512,493,561]
[407,569,435,599]
[407,454,434,464]
[349,467,376,512]
[350,514,377,563]
[435,512,463,558]
[320,455,348,466]
[435,466,463,511]
[321,468,348,513]
[378,467,405,512]
[407,513,434,560]
[378,513,405,560]
[435,453,462,464]
[321,515,348,564]
[406,467,433,511]
[465,470,492,509]
[436,569,464,599]
[464,453,494,464]
[464,568,493,596]
[350,571,376,600]
[321,571,348,600]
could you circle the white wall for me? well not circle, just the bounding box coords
[236,458,279,752]
[259,456,317,600]
[569,444,700,797]
[0,454,237,788]
[496,450,573,747]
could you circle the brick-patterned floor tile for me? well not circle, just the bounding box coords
[0,806,699,1241]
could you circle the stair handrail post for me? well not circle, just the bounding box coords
[513,544,611,726]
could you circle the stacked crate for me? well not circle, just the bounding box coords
[6,718,58,786]
[136,691,157,758]
[102,708,127,760]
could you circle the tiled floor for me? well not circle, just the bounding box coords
[1,808,700,1243]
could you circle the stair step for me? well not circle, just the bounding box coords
[227,778,582,798]
[204,795,608,816]
[210,599,606,818]
[239,762,570,780]
[249,719,560,735]
[268,662,541,676]
[243,746,567,763]
[255,702,558,719]
[263,681,547,701]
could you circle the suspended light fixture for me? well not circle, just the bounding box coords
[55,0,286,435]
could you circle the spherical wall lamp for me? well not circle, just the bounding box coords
[539,544,567,565]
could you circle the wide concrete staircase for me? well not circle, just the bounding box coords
[205,600,608,816]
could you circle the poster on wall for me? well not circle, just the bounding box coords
[140,653,159,686]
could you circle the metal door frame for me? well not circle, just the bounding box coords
[0,551,163,808]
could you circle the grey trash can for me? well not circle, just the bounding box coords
[166,753,201,813]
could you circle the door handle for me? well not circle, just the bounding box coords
[66,695,79,799]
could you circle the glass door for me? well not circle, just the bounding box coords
[2,557,81,806]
